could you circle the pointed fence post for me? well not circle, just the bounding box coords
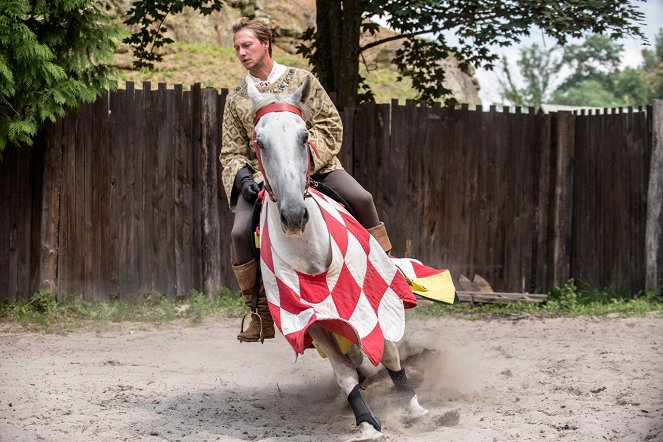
[646,100,663,291]
[551,111,575,287]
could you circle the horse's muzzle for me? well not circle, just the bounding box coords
[280,206,309,236]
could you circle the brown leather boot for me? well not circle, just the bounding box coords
[367,222,392,255]
[233,259,275,343]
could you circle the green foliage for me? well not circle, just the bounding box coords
[503,33,657,107]
[409,279,662,320]
[558,35,623,91]
[0,288,246,331]
[551,79,626,107]
[124,0,223,70]
[499,43,563,108]
[640,28,663,100]
[0,0,121,151]
[1,283,660,331]
[550,34,653,106]
[296,0,644,107]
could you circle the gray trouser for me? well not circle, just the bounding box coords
[231,169,380,265]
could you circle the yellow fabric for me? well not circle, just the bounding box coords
[313,334,353,359]
[408,271,457,304]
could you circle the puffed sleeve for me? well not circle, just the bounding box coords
[220,93,253,210]
[304,73,343,174]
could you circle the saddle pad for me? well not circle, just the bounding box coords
[259,188,417,366]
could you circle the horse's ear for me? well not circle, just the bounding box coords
[291,76,311,105]
[246,78,262,107]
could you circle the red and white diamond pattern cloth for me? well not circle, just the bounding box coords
[259,189,417,366]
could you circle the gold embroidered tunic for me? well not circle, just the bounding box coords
[220,67,344,210]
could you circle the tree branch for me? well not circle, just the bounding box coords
[359,28,437,52]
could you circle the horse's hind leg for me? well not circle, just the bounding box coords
[382,340,428,418]
[307,324,383,441]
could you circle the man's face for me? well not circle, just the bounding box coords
[233,28,269,71]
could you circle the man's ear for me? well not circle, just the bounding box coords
[290,76,311,105]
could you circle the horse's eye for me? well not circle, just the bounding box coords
[300,132,309,144]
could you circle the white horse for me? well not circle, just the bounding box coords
[246,76,428,441]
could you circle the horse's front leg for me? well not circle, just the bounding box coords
[307,324,383,441]
[382,340,428,418]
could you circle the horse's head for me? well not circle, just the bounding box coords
[247,77,312,236]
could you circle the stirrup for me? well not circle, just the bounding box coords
[239,310,265,344]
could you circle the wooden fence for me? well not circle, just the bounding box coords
[1,83,661,302]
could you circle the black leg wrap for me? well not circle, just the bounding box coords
[347,385,381,432]
[386,368,416,400]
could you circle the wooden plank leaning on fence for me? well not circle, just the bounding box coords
[646,100,663,291]
[454,273,547,305]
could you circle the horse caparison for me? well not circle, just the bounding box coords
[246,76,428,440]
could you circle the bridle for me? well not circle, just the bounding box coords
[251,103,320,202]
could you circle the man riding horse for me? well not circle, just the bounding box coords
[221,17,393,343]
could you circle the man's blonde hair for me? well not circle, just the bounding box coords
[232,17,273,56]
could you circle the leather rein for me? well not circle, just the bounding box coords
[251,103,320,202]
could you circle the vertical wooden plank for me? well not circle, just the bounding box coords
[154,82,171,295]
[646,100,663,291]
[533,110,552,289]
[26,139,44,297]
[82,102,94,299]
[128,84,145,299]
[16,145,33,300]
[0,140,12,299]
[140,81,154,298]
[89,98,100,300]
[57,109,74,297]
[93,92,110,301]
[551,112,575,286]
[175,85,194,297]
[39,120,64,294]
[122,82,139,300]
[217,88,235,293]
[162,84,177,297]
[6,147,20,300]
[143,81,158,295]
[339,107,355,174]
[108,87,123,296]
[191,83,203,292]
[375,103,390,222]
[200,88,222,297]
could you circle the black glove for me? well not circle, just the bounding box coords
[234,166,260,203]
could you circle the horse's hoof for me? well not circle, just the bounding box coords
[347,422,385,442]
[407,396,429,419]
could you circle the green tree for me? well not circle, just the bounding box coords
[556,34,623,93]
[642,29,663,70]
[498,43,563,108]
[123,0,223,70]
[294,0,644,107]
[551,34,651,106]
[501,34,653,107]
[0,0,121,152]
[641,28,663,99]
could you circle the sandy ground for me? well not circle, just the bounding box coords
[1,314,662,442]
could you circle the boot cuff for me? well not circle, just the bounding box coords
[367,222,392,254]
[233,259,258,291]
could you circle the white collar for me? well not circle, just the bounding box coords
[247,61,287,87]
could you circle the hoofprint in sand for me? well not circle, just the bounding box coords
[1,315,661,441]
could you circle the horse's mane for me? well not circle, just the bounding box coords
[251,92,314,122]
